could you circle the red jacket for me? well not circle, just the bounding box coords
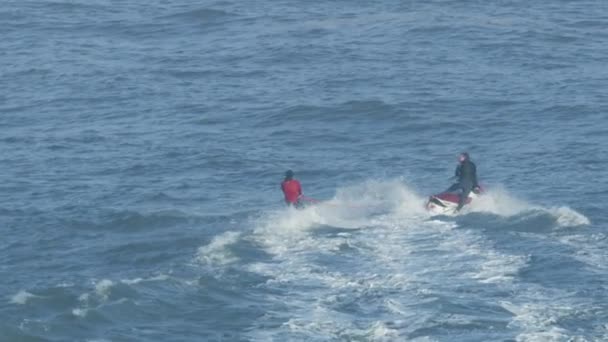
[281,179,302,203]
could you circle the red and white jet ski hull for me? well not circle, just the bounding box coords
[425,190,479,215]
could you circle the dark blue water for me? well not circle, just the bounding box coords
[2,0,607,341]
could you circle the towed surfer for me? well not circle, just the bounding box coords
[446,152,481,211]
[281,170,303,208]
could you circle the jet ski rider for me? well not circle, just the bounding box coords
[446,152,481,211]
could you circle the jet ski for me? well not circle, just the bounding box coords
[425,187,482,215]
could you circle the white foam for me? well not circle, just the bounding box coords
[79,293,90,302]
[330,178,429,219]
[433,227,528,284]
[10,290,37,305]
[245,182,440,340]
[500,287,594,342]
[122,278,144,285]
[57,282,75,287]
[72,308,88,318]
[251,208,339,257]
[335,179,423,209]
[279,316,401,341]
[367,321,400,341]
[473,251,529,284]
[550,206,590,227]
[94,279,114,300]
[196,231,241,266]
[515,330,579,342]
[470,186,590,228]
[558,233,607,273]
[242,179,594,340]
[121,274,170,285]
[252,180,430,257]
[470,186,531,216]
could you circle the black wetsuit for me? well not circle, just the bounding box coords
[447,159,478,210]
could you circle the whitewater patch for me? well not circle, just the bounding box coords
[10,290,38,305]
[501,292,591,342]
[247,180,549,287]
[196,231,242,266]
[558,232,608,272]
[72,277,151,318]
[243,180,501,339]
[550,206,590,227]
[468,186,590,227]
[218,179,593,340]
[120,274,170,285]
[469,186,531,216]
[254,180,588,252]
[251,179,427,252]
[72,307,89,318]
[94,279,114,300]
[280,317,401,342]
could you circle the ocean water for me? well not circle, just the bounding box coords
[1,0,607,341]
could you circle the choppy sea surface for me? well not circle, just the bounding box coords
[2,0,607,341]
